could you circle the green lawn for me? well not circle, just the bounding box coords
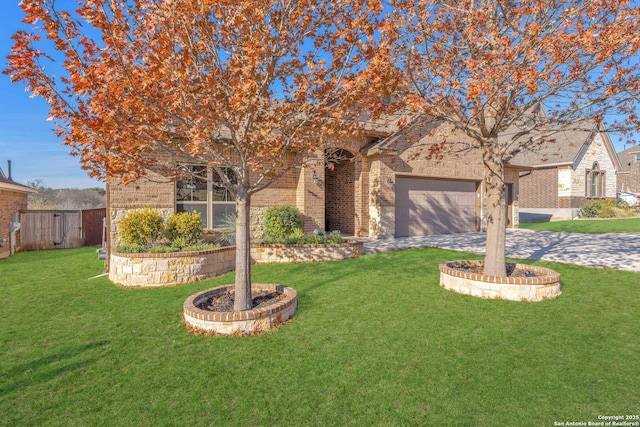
[520,216,640,233]
[1,247,639,426]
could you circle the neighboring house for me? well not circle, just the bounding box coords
[616,144,640,193]
[106,116,523,253]
[511,120,620,222]
[0,161,36,259]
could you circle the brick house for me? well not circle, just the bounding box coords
[0,161,36,259]
[106,116,522,253]
[512,120,620,222]
[616,144,640,193]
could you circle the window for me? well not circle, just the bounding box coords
[585,162,605,199]
[636,153,640,161]
[176,165,236,229]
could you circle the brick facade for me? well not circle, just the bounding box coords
[630,160,640,192]
[325,151,356,234]
[106,160,309,249]
[106,170,175,250]
[106,122,521,251]
[0,183,35,259]
[364,123,519,237]
[295,153,325,233]
[0,188,30,259]
[518,131,619,220]
[617,154,640,193]
[618,173,631,192]
[519,168,558,208]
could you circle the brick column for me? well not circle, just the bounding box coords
[296,152,325,233]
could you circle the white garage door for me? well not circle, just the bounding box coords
[395,177,478,237]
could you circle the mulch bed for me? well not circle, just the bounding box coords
[196,288,286,312]
[447,261,541,278]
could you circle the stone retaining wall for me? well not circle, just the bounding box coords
[183,284,298,335]
[250,241,363,264]
[439,261,561,302]
[109,241,363,287]
[109,247,235,287]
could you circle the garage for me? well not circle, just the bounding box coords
[395,177,479,237]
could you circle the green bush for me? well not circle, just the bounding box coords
[580,199,632,218]
[181,243,221,252]
[118,208,165,247]
[290,228,306,240]
[217,214,236,246]
[263,205,303,238]
[147,245,180,253]
[115,243,147,254]
[261,232,345,245]
[166,211,204,248]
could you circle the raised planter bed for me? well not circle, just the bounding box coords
[183,284,298,335]
[109,246,235,287]
[109,240,362,287]
[250,240,363,264]
[439,260,561,302]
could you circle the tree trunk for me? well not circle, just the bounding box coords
[234,189,253,311]
[482,148,507,277]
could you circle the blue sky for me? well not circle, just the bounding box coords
[0,2,105,189]
[1,2,637,189]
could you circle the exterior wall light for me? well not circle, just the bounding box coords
[312,172,319,185]
[386,178,394,187]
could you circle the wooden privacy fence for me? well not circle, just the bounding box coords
[82,208,107,246]
[18,208,106,251]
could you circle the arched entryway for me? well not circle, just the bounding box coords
[324,148,355,235]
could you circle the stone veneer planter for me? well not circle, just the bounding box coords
[439,261,561,302]
[109,246,235,287]
[250,240,363,264]
[110,241,363,287]
[183,284,298,335]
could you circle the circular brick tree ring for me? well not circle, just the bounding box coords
[439,261,561,302]
[183,284,298,335]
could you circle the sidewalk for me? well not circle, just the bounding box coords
[359,228,640,272]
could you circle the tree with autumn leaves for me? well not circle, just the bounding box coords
[361,0,640,276]
[6,0,640,297]
[6,0,380,311]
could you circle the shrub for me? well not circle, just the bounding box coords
[290,228,306,240]
[580,199,632,218]
[217,213,237,246]
[182,243,221,252]
[118,208,165,247]
[263,205,303,238]
[260,232,345,245]
[147,245,180,253]
[166,211,204,248]
[115,243,147,254]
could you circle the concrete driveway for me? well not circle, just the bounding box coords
[361,228,640,272]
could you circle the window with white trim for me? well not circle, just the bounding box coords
[585,162,605,198]
[176,165,236,229]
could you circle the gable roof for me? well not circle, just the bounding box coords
[507,125,590,167]
[362,114,490,157]
[362,114,435,155]
[617,144,640,173]
[360,109,622,174]
[0,167,36,194]
[508,120,621,171]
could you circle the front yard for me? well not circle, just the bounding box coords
[520,217,640,232]
[1,247,639,426]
